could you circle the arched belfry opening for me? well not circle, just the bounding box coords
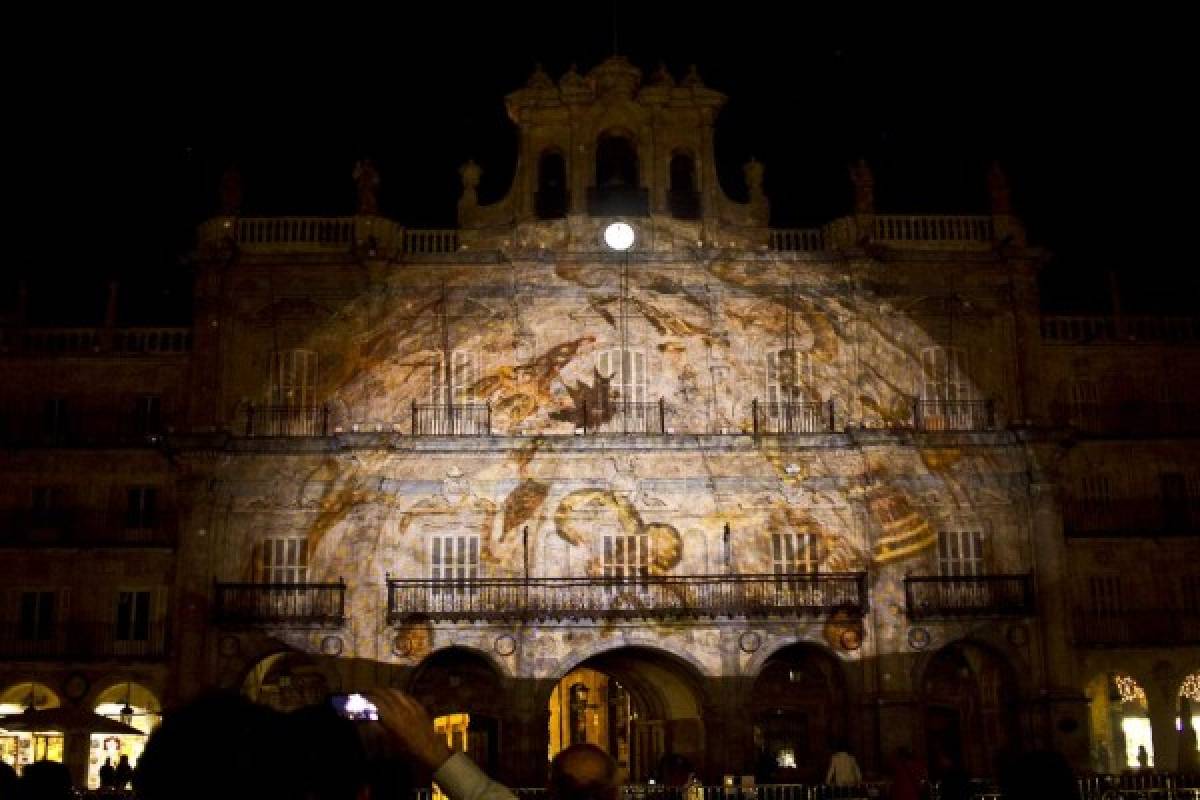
[669,151,700,219]
[536,150,568,220]
[589,132,648,216]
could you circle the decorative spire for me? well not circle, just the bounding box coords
[527,63,554,90]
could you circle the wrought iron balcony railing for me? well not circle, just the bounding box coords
[386,572,867,623]
[577,399,668,434]
[411,402,491,436]
[213,582,346,626]
[914,399,995,431]
[752,400,835,435]
[0,511,176,548]
[1073,609,1200,647]
[904,574,1035,619]
[1050,401,1200,436]
[1063,497,1200,537]
[242,405,330,437]
[0,621,169,660]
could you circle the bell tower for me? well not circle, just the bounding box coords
[457,58,769,251]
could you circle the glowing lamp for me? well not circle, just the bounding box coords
[603,221,635,251]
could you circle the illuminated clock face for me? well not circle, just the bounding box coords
[603,222,635,251]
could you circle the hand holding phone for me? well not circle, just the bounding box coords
[331,693,379,721]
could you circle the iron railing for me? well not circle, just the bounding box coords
[904,574,1035,619]
[387,572,867,623]
[578,398,668,434]
[752,399,835,434]
[1050,401,1200,436]
[0,511,176,548]
[1040,314,1200,345]
[0,621,169,660]
[1073,609,1200,647]
[769,228,826,252]
[914,399,995,431]
[411,402,491,436]
[213,582,346,625]
[242,405,330,437]
[1062,497,1200,537]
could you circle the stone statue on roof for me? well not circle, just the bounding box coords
[353,159,381,215]
[849,158,875,214]
[527,63,554,90]
[682,64,704,88]
[650,62,675,87]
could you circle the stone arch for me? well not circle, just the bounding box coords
[1083,669,1154,772]
[748,641,850,784]
[543,644,711,784]
[240,649,340,711]
[552,637,714,685]
[919,639,1020,780]
[406,646,508,777]
[595,130,640,189]
[743,635,848,679]
[0,681,60,712]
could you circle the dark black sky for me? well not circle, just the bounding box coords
[6,8,1192,321]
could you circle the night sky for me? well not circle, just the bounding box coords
[6,9,1190,323]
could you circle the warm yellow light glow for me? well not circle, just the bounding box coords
[604,222,635,251]
[1121,717,1154,767]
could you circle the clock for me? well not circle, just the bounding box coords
[603,221,635,251]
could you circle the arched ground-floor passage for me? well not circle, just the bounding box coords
[920,641,1018,781]
[546,647,709,785]
[408,647,508,779]
[87,682,161,789]
[748,643,848,785]
[1084,671,1155,771]
[0,682,63,773]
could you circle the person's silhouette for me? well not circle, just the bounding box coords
[114,754,134,788]
[99,756,116,788]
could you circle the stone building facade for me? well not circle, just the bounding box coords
[2,58,1197,788]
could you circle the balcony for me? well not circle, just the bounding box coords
[577,399,668,435]
[0,410,167,448]
[1040,314,1200,345]
[1050,401,1200,437]
[914,399,995,432]
[904,574,1035,619]
[213,582,346,626]
[872,214,994,245]
[587,186,650,217]
[386,572,867,623]
[0,621,168,660]
[769,228,826,252]
[0,326,191,357]
[1073,609,1200,647]
[411,402,491,436]
[752,400,835,435]
[1063,498,1200,538]
[241,405,330,437]
[0,511,176,548]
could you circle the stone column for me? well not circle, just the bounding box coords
[499,677,555,789]
[702,676,755,784]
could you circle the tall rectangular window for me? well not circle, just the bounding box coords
[766,350,813,407]
[18,591,55,641]
[30,486,64,528]
[772,532,818,574]
[596,349,647,406]
[430,533,480,587]
[268,349,318,407]
[259,538,308,584]
[1089,575,1124,614]
[41,397,69,442]
[937,530,984,576]
[125,487,158,529]
[602,531,648,586]
[132,395,162,436]
[115,591,151,641]
[920,347,971,403]
[432,350,478,406]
